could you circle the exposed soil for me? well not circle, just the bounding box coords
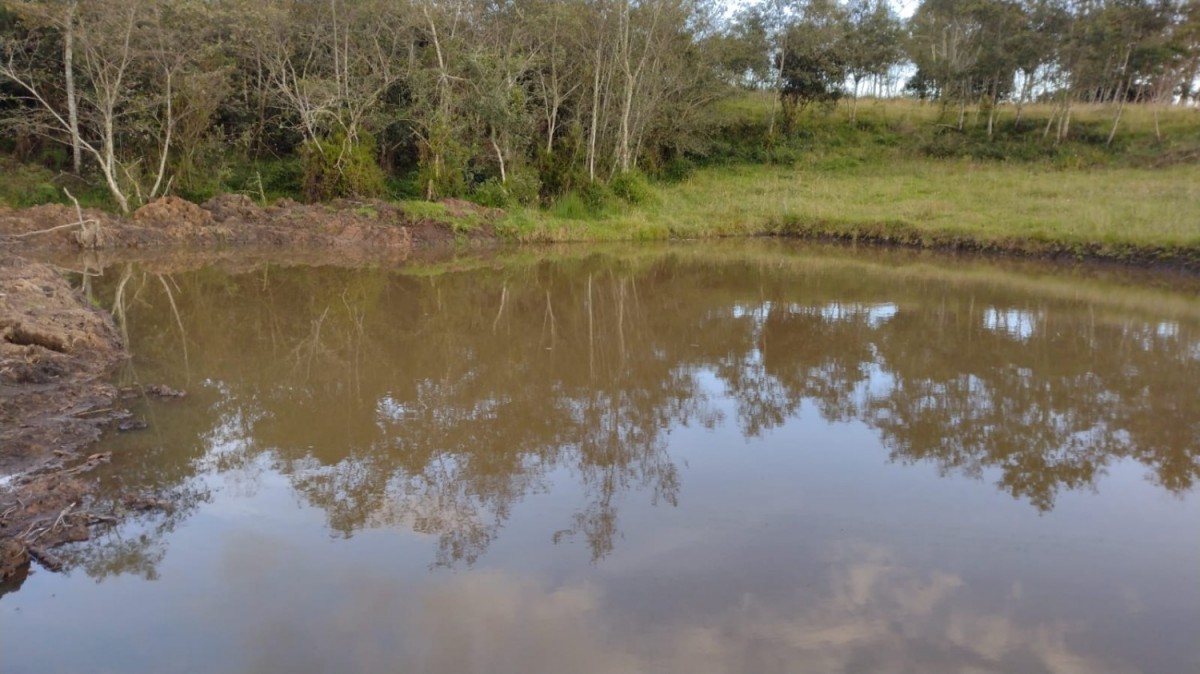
[772,218,1200,273]
[0,255,129,581]
[0,194,500,255]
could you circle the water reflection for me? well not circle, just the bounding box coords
[3,245,1198,673]
[218,537,1119,674]
[77,250,1200,572]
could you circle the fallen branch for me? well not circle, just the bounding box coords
[66,188,105,249]
[75,407,114,417]
[27,545,64,572]
[11,219,97,239]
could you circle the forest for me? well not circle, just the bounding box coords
[1,0,1198,214]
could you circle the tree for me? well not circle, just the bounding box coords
[708,5,772,89]
[844,0,902,121]
[0,0,188,212]
[777,0,848,129]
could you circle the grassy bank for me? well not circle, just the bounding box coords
[4,97,1199,267]
[490,96,1200,265]
[498,159,1200,264]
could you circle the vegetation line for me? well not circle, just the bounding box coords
[1,2,1197,268]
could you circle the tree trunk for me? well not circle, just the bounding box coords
[148,68,173,199]
[99,118,130,214]
[587,43,602,182]
[850,76,860,123]
[491,135,506,183]
[1106,80,1127,147]
[986,75,999,140]
[64,2,81,174]
[1057,101,1072,144]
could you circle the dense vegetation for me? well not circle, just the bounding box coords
[1,0,1198,217]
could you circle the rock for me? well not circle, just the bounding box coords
[117,419,148,432]
[145,384,187,398]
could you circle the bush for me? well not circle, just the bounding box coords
[472,178,509,208]
[609,170,653,204]
[534,139,586,199]
[550,191,591,219]
[470,169,542,208]
[301,131,387,202]
[660,155,696,182]
[577,180,613,210]
[921,131,967,159]
[506,169,542,206]
[259,158,305,197]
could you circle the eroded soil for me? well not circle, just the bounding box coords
[0,255,130,580]
[0,194,500,255]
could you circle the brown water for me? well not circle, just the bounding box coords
[2,243,1198,674]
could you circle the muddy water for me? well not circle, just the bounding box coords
[2,243,1199,674]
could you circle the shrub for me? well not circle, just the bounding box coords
[609,170,653,204]
[506,169,542,206]
[660,156,696,183]
[472,178,509,208]
[577,180,613,210]
[551,191,591,219]
[259,158,305,198]
[301,131,387,202]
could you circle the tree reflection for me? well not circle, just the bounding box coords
[75,251,1200,577]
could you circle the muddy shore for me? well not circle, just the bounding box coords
[0,195,499,583]
[0,256,127,580]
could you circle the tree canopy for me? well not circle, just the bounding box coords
[1,0,1196,209]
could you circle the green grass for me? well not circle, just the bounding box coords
[395,198,485,236]
[0,157,115,210]
[500,159,1200,264]
[489,96,1200,264]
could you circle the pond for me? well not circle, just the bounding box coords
[2,242,1198,674]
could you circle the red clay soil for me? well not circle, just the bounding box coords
[0,255,127,580]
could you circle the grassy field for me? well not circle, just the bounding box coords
[495,97,1200,263]
[500,159,1200,249]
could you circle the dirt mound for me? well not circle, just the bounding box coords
[0,194,500,256]
[0,203,80,235]
[439,198,503,220]
[132,196,214,229]
[0,256,126,581]
[0,204,121,249]
[203,194,266,224]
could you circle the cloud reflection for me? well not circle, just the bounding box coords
[221,536,1130,674]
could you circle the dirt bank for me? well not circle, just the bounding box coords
[0,256,127,581]
[0,194,500,255]
[769,218,1200,273]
